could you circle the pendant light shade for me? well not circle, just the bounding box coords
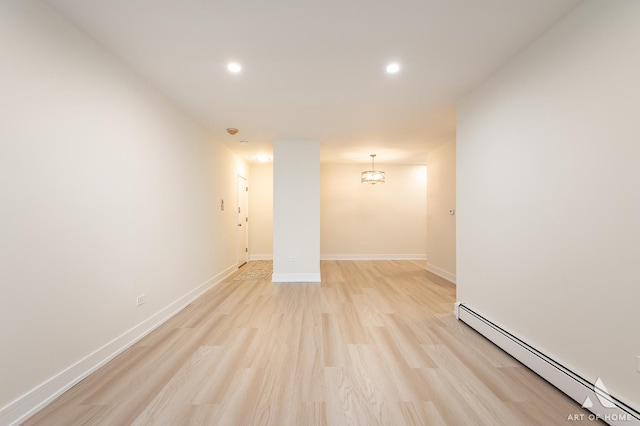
[361,154,385,184]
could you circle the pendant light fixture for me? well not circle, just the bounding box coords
[361,154,385,184]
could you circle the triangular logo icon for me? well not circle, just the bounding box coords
[582,396,593,408]
[594,377,616,409]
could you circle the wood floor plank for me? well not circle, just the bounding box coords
[294,323,325,402]
[324,366,393,426]
[321,313,352,368]
[423,344,525,424]
[296,401,328,426]
[132,345,225,424]
[367,326,436,402]
[398,401,447,426]
[24,260,593,425]
[380,314,438,368]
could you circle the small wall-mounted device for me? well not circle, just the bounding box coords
[221,199,224,211]
[449,209,456,215]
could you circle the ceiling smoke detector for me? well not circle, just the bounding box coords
[226,128,238,135]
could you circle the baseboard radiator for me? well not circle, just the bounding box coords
[455,303,640,425]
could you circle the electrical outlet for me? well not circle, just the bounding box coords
[288,256,297,262]
[136,294,145,307]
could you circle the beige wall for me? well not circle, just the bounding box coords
[457,0,640,409]
[426,139,456,282]
[247,163,427,259]
[321,163,427,259]
[248,164,273,259]
[0,0,245,414]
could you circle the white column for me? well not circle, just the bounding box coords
[272,140,321,282]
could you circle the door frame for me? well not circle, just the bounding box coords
[236,175,249,267]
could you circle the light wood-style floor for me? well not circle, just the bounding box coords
[25,261,592,425]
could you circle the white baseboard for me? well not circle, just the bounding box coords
[0,264,237,426]
[249,254,273,261]
[271,273,321,283]
[425,263,456,283]
[457,304,640,425]
[320,254,427,261]
[250,255,428,261]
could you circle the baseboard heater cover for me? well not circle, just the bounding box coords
[455,303,639,425]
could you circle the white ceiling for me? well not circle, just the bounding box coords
[48,0,581,164]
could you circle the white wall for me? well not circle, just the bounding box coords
[321,163,427,259]
[0,0,245,415]
[426,140,456,281]
[457,0,640,410]
[248,163,273,259]
[272,141,320,282]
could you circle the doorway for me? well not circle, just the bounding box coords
[237,175,249,267]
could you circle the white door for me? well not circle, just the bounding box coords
[237,175,248,267]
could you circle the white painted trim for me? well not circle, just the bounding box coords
[320,254,427,261]
[425,263,456,284]
[453,301,462,320]
[0,264,237,426]
[271,273,321,283]
[457,304,640,425]
[253,255,427,261]
[249,254,273,261]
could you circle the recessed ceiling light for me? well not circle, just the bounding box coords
[255,154,272,163]
[227,62,242,73]
[240,140,248,145]
[386,63,400,74]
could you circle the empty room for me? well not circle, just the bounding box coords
[1,0,638,425]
